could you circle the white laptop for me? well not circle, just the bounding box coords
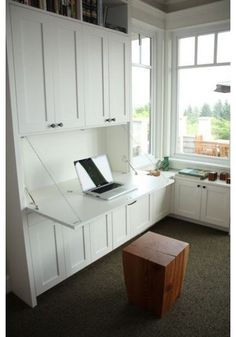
[74,154,137,200]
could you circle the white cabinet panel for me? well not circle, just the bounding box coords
[63,225,91,277]
[54,21,85,128]
[174,180,201,220]
[10,5,130,133]
[108,33,130,124]
[28,219,66,295]
[83,26,109,127]
[112,206,130,249]
[151,185,172,223]
[128,195,150,237]
[174,177,230,230]
[90,214,112,262]
[201,185,230,228]
[10,6,54,133]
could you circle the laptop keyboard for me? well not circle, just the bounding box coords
[94,183,122,194]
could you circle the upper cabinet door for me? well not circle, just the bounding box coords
[83,26,109,127]
[108,33,130,124]
[53,20,85,129]
[10,6,55,134]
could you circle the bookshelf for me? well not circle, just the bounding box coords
[13,0,128,33]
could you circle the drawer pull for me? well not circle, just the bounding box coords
[128,200,137,206]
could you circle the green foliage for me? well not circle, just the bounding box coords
[133,104,150,119]
[182,100,230,138]
[200,103,212,117]
[212,100,230,120]
[212,117,230,140]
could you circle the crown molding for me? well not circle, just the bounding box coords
[131,0,165,29]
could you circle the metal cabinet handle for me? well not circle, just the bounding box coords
[48,123,56,128]
[127,200,137,206]
[105,118,110,122]
[203,186,206,189]
[57,122,63,127]
[197,185,201,188]
[110,118,116,122]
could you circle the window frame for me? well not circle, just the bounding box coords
[170,21,230,167]
[131,19,164,169]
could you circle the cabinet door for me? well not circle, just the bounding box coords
[83,26,109,127]
[108,33,130,124]
[128,195,150,237]
[174,179,201,220]
[90,214,112,262]
[53,19,85,129]
[28,219,66,296]
[112,206,130,249]
[10,6,55,133]
[63,225,91,277]
[151,185,172,223]
[201,185,230,228]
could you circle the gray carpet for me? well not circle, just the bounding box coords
[6,217,230,337]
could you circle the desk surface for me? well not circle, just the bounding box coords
[25,171,175,229]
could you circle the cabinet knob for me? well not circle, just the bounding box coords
[48,123,56,128]
[57,122,63,127]
[203,186,206,189]
[110,118,116,122]
[197,184,201,188]
[105,118,110,122]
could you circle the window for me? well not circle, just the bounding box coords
[173,29,230,162]
[131,33,152,158]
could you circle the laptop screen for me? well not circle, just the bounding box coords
[74,154,113,191]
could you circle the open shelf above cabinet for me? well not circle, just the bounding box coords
[12,0,129,33]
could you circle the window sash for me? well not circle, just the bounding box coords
[171,23,230,166]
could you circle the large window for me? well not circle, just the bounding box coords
[132,33,152,158]
[174,29,230,161]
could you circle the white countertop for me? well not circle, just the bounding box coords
[25,171,175,229]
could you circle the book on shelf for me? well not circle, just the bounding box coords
[97,0,103,25]
[75,0,82,19]
[82,0,99,24]
[178,168,210,180]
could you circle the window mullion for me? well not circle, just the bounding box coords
[194,35,198,65]
[214,33,218,64]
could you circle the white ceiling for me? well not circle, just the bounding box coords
[140,0,225,12]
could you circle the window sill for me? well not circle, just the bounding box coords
[169,157,230,172]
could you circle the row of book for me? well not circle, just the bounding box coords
[14,0,127,33]
[83,0,99,24]
[14,0,82,20]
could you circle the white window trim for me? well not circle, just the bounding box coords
[131,19,164,169]
[170,21,230,168]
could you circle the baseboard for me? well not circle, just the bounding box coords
[169,213,229,233]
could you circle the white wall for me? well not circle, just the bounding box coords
[22,128,107,191]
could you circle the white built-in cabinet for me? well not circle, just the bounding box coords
[27,188,173,299]
[10,6,85,133]
[174,177,230,229]
[112,206,130,249]
[89,214,113,262]
[10,4,130,134]
[62,225,91,277]
[127,194,150,236]
[150,185,172,223]
[28,217,66,296]
[83,26,130,127]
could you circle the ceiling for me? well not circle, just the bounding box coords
[140,0,225,13]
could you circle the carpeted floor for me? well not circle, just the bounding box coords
[6,217,230,337]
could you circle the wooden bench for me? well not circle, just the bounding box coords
[122,231,190,317]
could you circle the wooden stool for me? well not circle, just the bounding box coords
[122,231,189,317]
